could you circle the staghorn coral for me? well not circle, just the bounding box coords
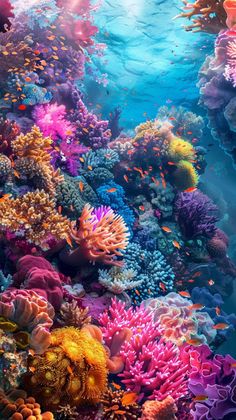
[143,292,216,346]
[26,327,108,408]
[98,266,142,294]
[176,0,226,33]
[0,388,54,420]
[0,289,54,354]
[100,387,142,419]
[58,301,91,328]
[141,396,177,420]
[70,204,129,266]
[172,160,199,191]
[0,190,71,249]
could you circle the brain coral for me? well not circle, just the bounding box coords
[26,326,108,409]
[144,292,216,346]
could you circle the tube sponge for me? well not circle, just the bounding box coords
[172,160,199,191]
[168,137,195,162]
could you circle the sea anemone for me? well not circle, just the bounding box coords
[172,160,199,191]
[168,137,195,162]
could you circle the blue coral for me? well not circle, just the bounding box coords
[123,242,175,304]
[82,148,119,170]
[0,270,12,292]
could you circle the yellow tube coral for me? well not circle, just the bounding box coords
[167,137,196,162]
[172,160,199,191]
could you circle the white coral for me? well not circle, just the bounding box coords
[98,267,142,294]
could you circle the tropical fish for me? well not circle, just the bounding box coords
[187,304,205,311]
[18,104,27,110]
[123,175,129,183]
[193,395,208,402]
[178,291,191,298]
[213,323,229,330]
[161,226,172,233]
[107,188,117,193]
[111,382,121,390]
[186,338,203,346]
[184,187,197,193]
[159,282,166,292]
[173,240,181,249]
[87,165,93,171]
[139,205,145,211]
[79,181,84,192]
[121,392,138,406]
[215,307,221,316]
[208,279,215,286]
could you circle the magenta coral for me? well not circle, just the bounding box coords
[0,289,54,353]
[33,103,75,141]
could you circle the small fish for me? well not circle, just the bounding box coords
[67,366,73,374]
[58,205,62,214]
[79,157,84,163]
[79,181,84,192]
[187,131,193,135]
[139,205,145,211]
[110,405,120,411]
[169,117,176,120]
[29,366,36,373]
[111,382,121,390]
[208,279,215,286]
[107,188,117,193]
[162,178,166,189]
[121,392,138,406]
[161,226,172,233]
[188,304,205,311]
[34,50,41,55]
[192,271,202,278]
[151,177,160,186]
[124,175,129,183]
[215,306,221,316]
[135,289,141,296]
[213,323,229,330]
[178,291,191,298]
[18,104,27,111]
[173,240,181,249]
[186,338,203,346]
[28,349,35,356]
[193,395,208,402]
[115,411,127,415]
[87,165,93,171]
[167,161,176,165]
[13,170,20,178]
[184,187,197,193]
[159,282,166,292]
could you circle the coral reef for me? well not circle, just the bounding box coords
[141,396,177,420]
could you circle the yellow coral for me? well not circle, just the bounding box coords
[168,137,196,162]
[27,327,108,408]
[173,160,199,191]
[0,190,71,248]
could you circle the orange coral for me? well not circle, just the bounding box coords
[12,126,63,195]
[71,204,129,266]
[0,190,71,249]
[141,396,177,420]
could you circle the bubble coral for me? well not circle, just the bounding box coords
[173,160,199,191]
[0,289,54,354]
[100,387,142,419]
[141,396,177,420]
[0,388,54,420]
[0,190,71,249]
[70,204,129,266]
[26,326,108,408]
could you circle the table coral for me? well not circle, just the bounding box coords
[0,289,54,354]
[0,190,71,249]
[70,204,129,266]
[26,327,108,408]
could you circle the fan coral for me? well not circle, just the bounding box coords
[185,344,236,419]
[59,301,91,328]
[176,0,226,33]
[70,204,129,266]
[0,190,71,249]
[72,98,111,149]
[98,266,142,294]
[167,137,196,162]
[143,292,216,346]
[141,396,177,420]
[0,388,54,420]
[173,160,199,191]
[33,103,75,141]
[0,289,54,353]
[26,327,108,408]
[100,387,142,419]
[174,190,219,239]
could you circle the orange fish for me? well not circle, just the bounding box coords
[192,271,202,278]
[162,178,166,189]
[28,349,35,357]
[151,177,160,186]
[66,236,73,248]
[161,226,172,233]
[159,282,166,292]
[121,392,138,406]
[187,131,193,135]
[169,117,176,120]
[58,205,62,214]
[29,366,36,373]
[139,205,145,211]
[208,279,215,286]
[215,306,221,316]
[188,304,205,311]
[18,104,27,111]
[127,149,134,155]
[79,157,84,163]
[14,170,20,178]
[213,323,229,330]
[67,366,73,375]
[79,181,84,192]
[124,175,129,183]
[87,165,93,171]
[193,395,208,402]
[173,240,181,249]
[186,338,203,346]
[184,187,197,193]
[107,188,117,193]
[111,382,121,390]
[167,161,176,165]
[135,289,141,296]
[24,77,31,82]
[179,291,191,298]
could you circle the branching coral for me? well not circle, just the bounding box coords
[0,190,71,249]
[26,327,108,408]
[176,0,226,33]
[0,289,54,354]
[98,266,142,294]
[70,204,129,266]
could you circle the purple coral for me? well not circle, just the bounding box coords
[186,344,236,419]
[72,98,111,149]
[33,103,75,141]
[175,190,219,239]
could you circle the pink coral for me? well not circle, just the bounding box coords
[12,255,69,310]
[62,16,98,47]
[141,397,177,420]
[33,103,75,141]
[0,289,54,353]
[70,204,129,266]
